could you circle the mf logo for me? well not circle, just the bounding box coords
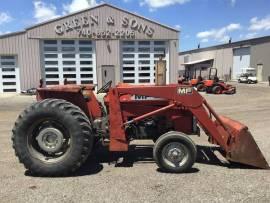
[177,87,193,95]
[134,95,148,100]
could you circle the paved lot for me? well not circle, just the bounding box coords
[0,83,270,203]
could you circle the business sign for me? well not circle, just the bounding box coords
[54,15,155,39]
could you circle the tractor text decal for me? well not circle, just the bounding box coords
[177,87,193,95]
[132,95,164,100]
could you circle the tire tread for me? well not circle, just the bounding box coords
[12,99,93,176]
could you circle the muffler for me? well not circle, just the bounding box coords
[219,116,269,169]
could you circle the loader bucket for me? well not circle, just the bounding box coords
[219,116,269,169]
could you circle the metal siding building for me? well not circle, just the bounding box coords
[179,36,270,82]
[0,4,179,93]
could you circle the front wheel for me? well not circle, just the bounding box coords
[153,132,197,173]
[212,85,223,94]
[12,99,93,176]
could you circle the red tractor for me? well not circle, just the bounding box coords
[12,81,268,176]
[197,68,236,94]
[178,68,203,87]
[189,68,203,87]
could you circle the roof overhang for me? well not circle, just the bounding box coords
[182,58,214,65]
[241,67,255,70]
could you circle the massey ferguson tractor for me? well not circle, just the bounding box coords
[11,80,269,176]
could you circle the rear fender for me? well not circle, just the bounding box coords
[37,85,102,120]
[190,79,198,86]
[204,80,214,87]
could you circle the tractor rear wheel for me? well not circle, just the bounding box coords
[196,84,205,92]
[12,99,93,176]
[153,132,197,173]
[212,85,223,94]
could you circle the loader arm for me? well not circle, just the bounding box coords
[116,85,229,149]
[111,84,269,169]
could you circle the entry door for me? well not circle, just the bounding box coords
[257,64,263,82]
[233,47,250,80]
[101,65,115,86]
[0,56,20,93]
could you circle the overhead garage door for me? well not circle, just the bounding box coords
[233,47,250,80]
[0,56,20,93]
[43,40,96,85]
[121,41,169,84]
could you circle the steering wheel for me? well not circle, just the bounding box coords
[97,81,112,94]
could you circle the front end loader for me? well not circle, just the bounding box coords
[12,82,268,176]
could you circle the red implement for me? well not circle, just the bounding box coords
[220,116,269,169]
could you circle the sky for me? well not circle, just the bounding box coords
[0,0,270,51]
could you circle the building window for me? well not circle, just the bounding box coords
[42,40,96,85]
[121,41,169,84]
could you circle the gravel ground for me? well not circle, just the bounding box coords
[0,83,269,203]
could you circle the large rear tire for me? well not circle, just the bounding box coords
[153,132,197,173]
[12,99,93,176]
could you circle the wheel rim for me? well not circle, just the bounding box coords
[36,127,64,154]
[27,119,71,163]
[161,142,189,168]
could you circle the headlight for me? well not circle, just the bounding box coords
[82,90,91,101]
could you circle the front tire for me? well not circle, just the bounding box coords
[153,132,197,173]
[212,85,223,94]
[12,99,93,176]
